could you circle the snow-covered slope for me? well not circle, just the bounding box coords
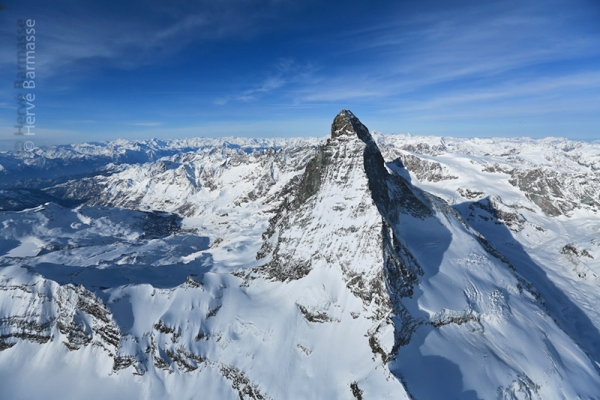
[1,111,599,399]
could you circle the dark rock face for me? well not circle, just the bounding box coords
[295,109,387,209]
[561,244,594,259]
[333,110,432,220]
[0,282,121,355]
[463,197,527,232]
[506,167,600,216]
[331,109,371,141]
[398,154,458,182]
[293,146,327,208]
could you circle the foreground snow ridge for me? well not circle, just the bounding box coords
[1,110,600,399]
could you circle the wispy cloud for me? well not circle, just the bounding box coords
[392,72,600,112]
[282,0,600,123]
[216,59,317,104]
[0,0,300,80]
[128,121,164,127]
[335,2,599,80]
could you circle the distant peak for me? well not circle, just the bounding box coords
[331,110,371,141]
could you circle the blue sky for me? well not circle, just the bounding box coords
[1,0,600,148]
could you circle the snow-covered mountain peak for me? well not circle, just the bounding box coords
[256,110,389,283]
[331,109,372,141]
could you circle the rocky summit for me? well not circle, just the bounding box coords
[1,111,600,399]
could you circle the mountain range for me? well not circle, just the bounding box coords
[1,110,599,399]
